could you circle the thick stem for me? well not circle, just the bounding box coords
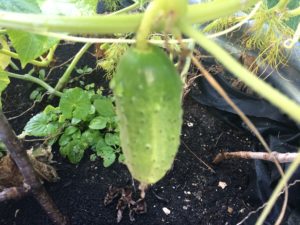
[0,111,67,225]
[136,1,161,49]
[5,72,62,97]
[213,151,298,164]
[0,0,259,35]
[53,43,92,93]
[180,24,300,123]
[287,6,300,17]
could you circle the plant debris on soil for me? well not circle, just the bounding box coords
[0,43,261,225]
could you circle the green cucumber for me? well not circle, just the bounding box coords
[110,45,183,184]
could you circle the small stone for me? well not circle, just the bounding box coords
[187,122,194,127]
[227,207,234,214]
[183,206,188,210]
[162,207,171,215]
[218,181,227,189]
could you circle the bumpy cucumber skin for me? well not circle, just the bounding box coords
[111,46,183,184]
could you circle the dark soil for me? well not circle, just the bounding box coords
[0,44,260,225]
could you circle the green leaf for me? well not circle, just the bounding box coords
[59,88,91,121]
[90,153,97,161]
[64,126,79,136]
[81,129,101,146]
[105,133,120,146]
[94,98,115,117]
[7,30,58,68]
[96,145,116,167]
[95,138,108,153]
[0,0,41,13]
[59,133,72,147]
[38,0,98,16]
[59,139,87,163]
[24,112,60,136]
[0,72,10,109]
[89,116,108,130]
[0,36,11,70]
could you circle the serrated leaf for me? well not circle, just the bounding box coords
[24,112,60,136]
[7,30,58,68]
[89,116,108,130]
[59,139,88,163]
[0,36,11,70]
[82,129,101,146]
[59,133,72,147]
[95,137,107,152]
[0,72,10,109]
[94,98,115,117]
[64,126,79,136]
[96,145,116,167]
[59,88,91,121]
[105,133,120,146]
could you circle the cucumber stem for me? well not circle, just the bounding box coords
[136,1,161,50]
[0,1,259,35]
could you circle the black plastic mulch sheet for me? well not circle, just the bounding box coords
[191,70,300,224]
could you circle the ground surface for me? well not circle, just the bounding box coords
[0,43,260,225]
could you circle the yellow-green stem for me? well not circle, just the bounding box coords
[6,72,62,97]
[53,43,92,93]
[0,0,259,35]
[256,151,300,225]
[180,23,300,123]
[136,1,161,49]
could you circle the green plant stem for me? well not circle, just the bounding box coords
[0,44,57,67]
[6,72,62,97]
[53,43,92,93]
[110,2,141,15]
[287,6,300,17]
[9,61,19,70]
[0,0,259,35]
[136,1,161,49]
[179,23,300,123]
[256,151,300,225]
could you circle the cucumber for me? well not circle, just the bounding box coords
[110,46,183,184]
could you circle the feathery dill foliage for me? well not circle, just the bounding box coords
[203,2,294,70]
[97,43,129,80]
[102,0,122,11]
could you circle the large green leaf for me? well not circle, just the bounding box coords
[0,72,10,109]
[0,0,58,67]
[24,112,60,136]
[37,0,98,16]
[94,98,115,117]
[7,30,58,68]
[105,133,120,146]
[89,116,108,130]
[0,0,40,13]
[59,88,91,121]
